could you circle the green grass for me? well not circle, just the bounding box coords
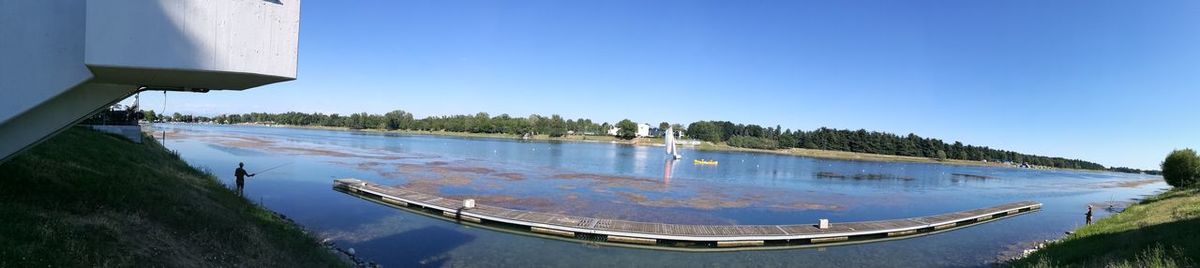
[0,127,344,267]
[1010,187,1200,267]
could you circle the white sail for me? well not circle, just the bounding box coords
[665,127,681,159]
[664,128,672,154]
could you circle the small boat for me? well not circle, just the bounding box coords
[694,159,718,165]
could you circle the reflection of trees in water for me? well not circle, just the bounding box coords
[815,171,916,181]
[348,226,475,267]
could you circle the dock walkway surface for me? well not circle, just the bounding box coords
[333,178,1041,250]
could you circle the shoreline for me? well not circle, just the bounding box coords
[165,122,1090,171]
[1008,187,1195,267]
[0,127,347,267]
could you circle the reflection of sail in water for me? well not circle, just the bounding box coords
[663,159,676,185]
[665,127,682,159]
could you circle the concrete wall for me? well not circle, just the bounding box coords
[0,0,301,162]
[0,82,138,162]
[0,0,96,126]
[87,125,144,143]
[86,0,301,90]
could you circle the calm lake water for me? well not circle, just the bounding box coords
[153,123,1167,267]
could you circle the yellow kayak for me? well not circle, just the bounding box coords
[693,159,718,165]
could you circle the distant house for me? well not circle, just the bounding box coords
[648,127,663,137]
[649,127,685,138]
[606,123,653,137]
[637,123,651,137]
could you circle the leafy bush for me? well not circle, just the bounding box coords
[1161,149,1200,188]
[727,135,779,150]
[685,121,723,143]
[616,119,638,140]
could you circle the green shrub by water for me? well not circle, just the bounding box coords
[1161,149,1200,188]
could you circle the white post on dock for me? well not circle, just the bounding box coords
[818,219,830,229]
[463,199,476,209]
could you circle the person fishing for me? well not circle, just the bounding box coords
[234,162,255,196]
[1085,205,1094,225]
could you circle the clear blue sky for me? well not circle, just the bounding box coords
[131,0,1200,170]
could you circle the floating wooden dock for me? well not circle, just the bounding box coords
[333,178,1041,251]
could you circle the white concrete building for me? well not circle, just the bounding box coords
[0,0,302,162]
[606,123,654,137]
[637,123,651,138]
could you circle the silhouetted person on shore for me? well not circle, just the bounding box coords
[1085,205,1094,225]
[234,162,255,196]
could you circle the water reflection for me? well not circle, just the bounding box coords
[663,159,675,186]
[348,226,475,267]
[154,124,1169,267]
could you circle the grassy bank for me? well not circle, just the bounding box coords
[0,128,344,267]
[1011,187,1199,267]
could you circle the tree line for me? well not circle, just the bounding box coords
[151,110,1113,171]
[154,110,608,138]
[1107,166,1162,175]
[685,120,1108,170]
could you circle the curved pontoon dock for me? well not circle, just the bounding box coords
[333,178,1040,251]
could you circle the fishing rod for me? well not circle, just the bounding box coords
[251,162,293,176]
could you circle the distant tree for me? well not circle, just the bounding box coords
[347,113,360,129]
[936,150,948,161]
[142,110,157,122]
[727,135,779,150]
[383,110,410,130]
[1108,166,1160,175]
[616,119,637,140]
[547,114,567,137]
[686,121,722,143]
[659,122,670,130]
[1161,149,1200,188]
[778,130,796,147]
[802,139,818,149]
[526,114,542,135]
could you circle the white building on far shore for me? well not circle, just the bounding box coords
[606,123,653,137]
[637,123,651,137]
